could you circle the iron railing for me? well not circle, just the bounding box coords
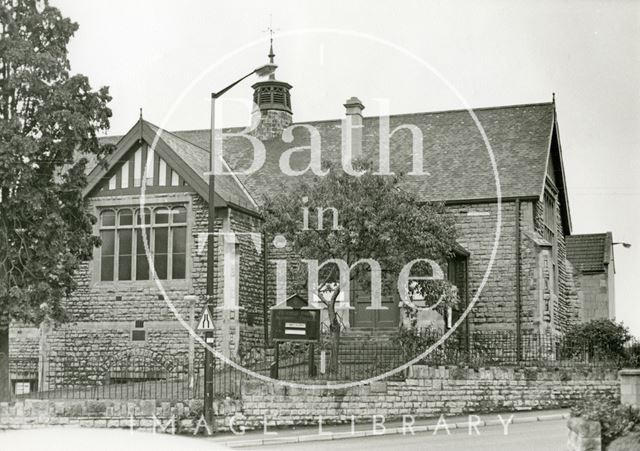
[9,352,244,401]
[7,330,638,400]
[398,329,640,368]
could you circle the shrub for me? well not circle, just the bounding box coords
[608,432,640,451]
[625,342,640,368]
[393,326,468,365]
[562,319,632,363]
[571,394,640,449]
[393,326,440,361]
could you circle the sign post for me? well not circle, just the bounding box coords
[197,306,215,427]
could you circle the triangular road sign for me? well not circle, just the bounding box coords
[196,306,215,331]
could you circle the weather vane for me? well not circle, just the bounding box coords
[262,14,280,77]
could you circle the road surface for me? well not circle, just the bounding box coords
[243,419,567,451]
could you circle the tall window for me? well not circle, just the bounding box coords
[543,191,555,244]
[543,190,559,296]
[99,206,187,281]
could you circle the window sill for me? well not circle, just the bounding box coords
[91,279,189,291]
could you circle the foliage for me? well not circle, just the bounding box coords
[401,280,459,329]
[608,432,640,451]
[571,393,640,449]
[393,326,441,360]
[262,160,457,297]
[393,326,470,364]
[562,320,632,362]
[625,342,640,368]
[0,0,112,328]
[261,160,458,371]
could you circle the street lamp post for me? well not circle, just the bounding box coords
[204,63,277,427]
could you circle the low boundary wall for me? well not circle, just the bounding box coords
[0,365,620,433]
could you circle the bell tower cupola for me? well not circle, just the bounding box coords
[251,32,293,141]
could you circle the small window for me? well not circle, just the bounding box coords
[118,209,133,226]
[13,380,34,395]
[155,208,170,225]
[145,147,154,186]
[100,230,115,281]
[101,210,116,227]
[172,207,187,224]
[131,330,146,342]
[170,170,179,186]
[136,229,150,280]
[158,159,167,186]
[172,226,187,279]
[133,148,142,187]
[118,229,133,280]
[154,227,169,279]
[543,191,555,244]
[136,208,151,226]
[121,161,130,189]
[134,320,144,329]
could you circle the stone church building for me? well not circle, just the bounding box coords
[9,55,617,393]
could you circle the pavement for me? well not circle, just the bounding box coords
[206,408,570,449]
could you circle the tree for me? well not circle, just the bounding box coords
[563,319,632,362]
[261,161,458,374]
[0,0,112,400]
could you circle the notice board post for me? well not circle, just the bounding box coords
[270,294,321,379]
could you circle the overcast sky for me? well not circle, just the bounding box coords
[52,0,640,334]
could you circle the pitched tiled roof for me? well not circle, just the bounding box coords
[144,122,258,212]
[173,102,555,204]
[566,233,612,273]
[98,102,556,208]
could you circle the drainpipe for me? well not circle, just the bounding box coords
[263,231,269,345]
[464,259,470,356]
[515,199,522,362]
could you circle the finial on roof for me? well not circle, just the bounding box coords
[263,14,279,80]
[268,32,275,64]
[552,92,555,103]
[138,108,144,142]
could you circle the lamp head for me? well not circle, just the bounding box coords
[254,63,277,77]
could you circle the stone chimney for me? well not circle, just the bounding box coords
[344,97,365,159]
[250,40,293,141]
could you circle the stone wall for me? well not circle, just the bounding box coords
[235,365,619,429]
[8,327,39,380]
[447,202,517,331]
[0,398,203,432]
[567,417,602,451]
[533,187,572,334]
[573,270,610,323]
[42,326,198,389]
[231,209,267,355]
[251,109,293,141]
[619,369,640,408]
[0,365,619,434]
[447,200,553,333]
